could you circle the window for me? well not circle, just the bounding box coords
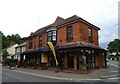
[88,28,92,43]
[22,46,26,52]
[17,48,20,52]
[47,32,52,42]
[52,31,56,41]
[39,36,43,45]
[47,30,57,42]
[29,38,33,49]
[88,50,95,69]
[67,26,73,39]
[88,28,92,36]
[83,55,86,64]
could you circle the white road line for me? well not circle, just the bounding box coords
[3,68,73,81]
[3,76,8,79]
[108,63,120,68]
[2,68,120,81]
[107,77,120,80]
[110,71,118,72]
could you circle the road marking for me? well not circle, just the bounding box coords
[107,77,120,80]
[108,63,120,68]
[3,68,99,81]
[3,76,8,79]
[110,71,118,73]
[3,68,73,81]
[2,68,120,81]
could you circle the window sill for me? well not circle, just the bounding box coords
[66,37,73,42]
[39,44,42,47]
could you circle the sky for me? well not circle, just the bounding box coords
[0,0,119,49]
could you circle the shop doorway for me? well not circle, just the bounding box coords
[67,52,74,69]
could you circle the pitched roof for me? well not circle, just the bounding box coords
[28,15,100,38]
[57,15,100,30]
[19,42,26,46]
[3,44,18,50]
[28,16,64,38]
[53,16,64,26]
[57,15,80,27]
[34,24,52,35]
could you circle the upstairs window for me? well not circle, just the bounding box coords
[29,38,33,49]
[39,35,43,45]
[47,32,52,42]
[52,31,56,41]
[16,48,20,52]
[22,46,26,52]
[67,26,73,39]
[88,28,92,43]
[47,30,57,42]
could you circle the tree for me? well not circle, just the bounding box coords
[2,32,10,49]
[107,39,120,55]
[1,31,27,49]
[2,49,10,60]
[7,34,26,45]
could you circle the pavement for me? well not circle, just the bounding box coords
[1,61,120,82]
[2,66,119,81]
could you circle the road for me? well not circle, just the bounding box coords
[1,60,120,83]
[2,68,75,82]
[108,60,120,68]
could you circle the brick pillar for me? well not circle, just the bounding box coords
[74,54,77,70]
[34,54,36,65]
[104,52,107,67]
[64,53,67,68]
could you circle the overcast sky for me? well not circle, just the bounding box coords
[0,0,119,49]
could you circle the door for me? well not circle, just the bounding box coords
[67,52,74,69]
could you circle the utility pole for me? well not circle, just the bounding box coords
[38,17,40,28]
[0,31,2,62]
[118,2,120,39]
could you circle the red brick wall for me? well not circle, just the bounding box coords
[57,21,99,45]
[74,53,77,70]
[79,22,88,42]
[117,56,120,61]
[26,40,29,50]
[73,22,81,41]
[35,36,39,48]
[26,21,99,50]
[57,26,67,45]
[26,32,48,50]
[20,46,22,53]
[64,53,67,68]
[95,53,105,68]
[42,33,47,47]
[92,28,99,45]
[33,36,36,48]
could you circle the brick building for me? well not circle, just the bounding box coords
[21,15,107,71]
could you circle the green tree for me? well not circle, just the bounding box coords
[2,32,10,49]
[7,34,26,45]
[2,49,10,60]
[107,39,120,56]
[1,31,26,49]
